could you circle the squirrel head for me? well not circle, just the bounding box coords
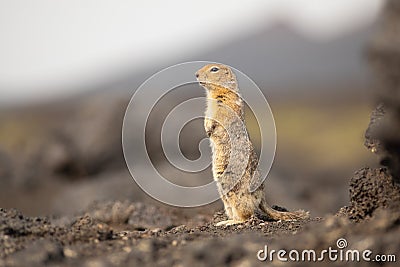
[195,64,238,92]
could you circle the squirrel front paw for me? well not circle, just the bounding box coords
[205,120,216,137]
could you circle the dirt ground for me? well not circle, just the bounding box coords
[0,168,399,267]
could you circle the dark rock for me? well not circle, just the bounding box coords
[127,202,175,230]
[83,201,177,230]
[0,208,51,238]
[84,201,136,225]
[347,167,400,222]
[367,0,400,182]
[364,103,385,154]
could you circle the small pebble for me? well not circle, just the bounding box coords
[123,247,132,253]
[172,225,186,232]
[64,248,78,258]
[119,231,128,237]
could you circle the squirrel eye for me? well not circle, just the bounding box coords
[210,67,219,72]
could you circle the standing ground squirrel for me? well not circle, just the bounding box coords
[196,63,309,226]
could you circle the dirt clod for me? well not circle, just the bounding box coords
[347,167,400,222]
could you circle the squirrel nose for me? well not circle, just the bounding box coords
[195,73,199,78]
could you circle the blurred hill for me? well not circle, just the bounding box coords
[0,23,376,107]
[87,24,377,103]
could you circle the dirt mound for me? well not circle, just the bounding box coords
[367,0,400,182]
[1,199,399,267]
[346,168,400,222]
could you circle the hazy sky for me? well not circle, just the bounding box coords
[0,0,385,105]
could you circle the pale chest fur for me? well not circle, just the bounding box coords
[204,91,248,183]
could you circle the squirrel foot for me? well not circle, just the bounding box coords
[215,219,244,227]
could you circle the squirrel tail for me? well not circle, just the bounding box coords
[256,203,310,221]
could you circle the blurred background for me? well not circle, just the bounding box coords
[0,0,385,217]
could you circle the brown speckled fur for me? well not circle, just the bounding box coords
[196,63,309,226]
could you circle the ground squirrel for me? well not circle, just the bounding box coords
[196,63,309,226]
